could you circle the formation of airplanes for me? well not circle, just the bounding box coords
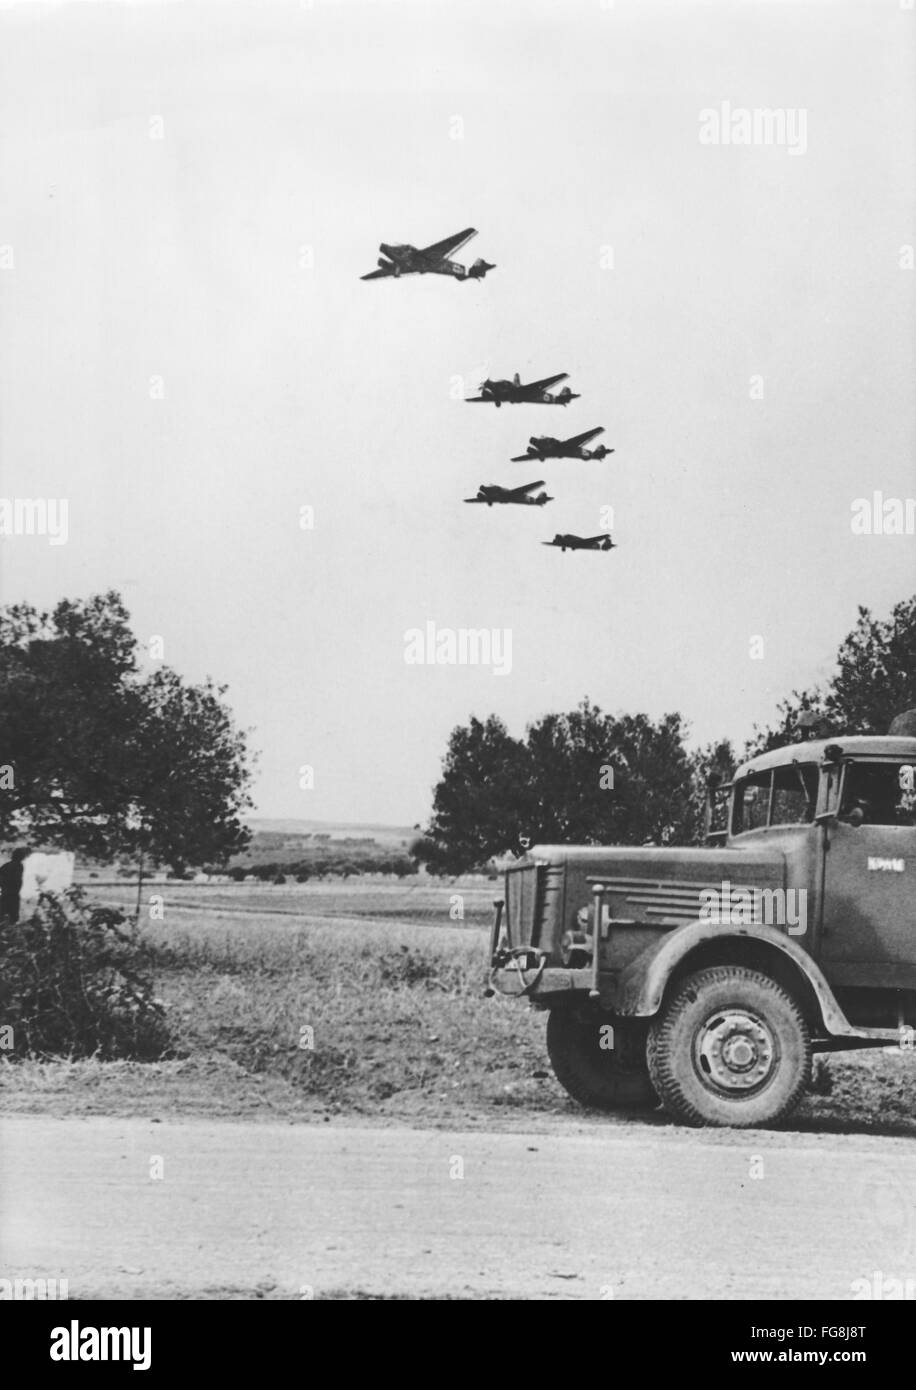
[361,226,615,552]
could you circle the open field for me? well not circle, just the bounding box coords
[84,876,498,930]
[2,879,916,1138]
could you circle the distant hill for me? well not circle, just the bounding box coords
[247,818,416,846]
[228,819,419,874]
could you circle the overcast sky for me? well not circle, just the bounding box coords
[1,0,914,824]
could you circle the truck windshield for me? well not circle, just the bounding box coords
[733,763,819,833]
[840,761,916,826]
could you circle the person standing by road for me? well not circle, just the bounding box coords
[0,848,29,924]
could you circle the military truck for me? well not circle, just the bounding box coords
[486,734,916,1127]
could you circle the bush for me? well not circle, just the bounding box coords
[0,890,173,1061]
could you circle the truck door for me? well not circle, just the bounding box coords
[820,759,916,988]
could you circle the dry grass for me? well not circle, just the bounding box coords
[134,911,554,1117]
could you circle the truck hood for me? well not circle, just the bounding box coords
[525,842,787,930]
[528,843,786,879]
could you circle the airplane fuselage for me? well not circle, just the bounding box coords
[546,533,615,552]
[524,436,613,461]
[468,484,552,506]
[379,244,468,278]
[480,382,578,407]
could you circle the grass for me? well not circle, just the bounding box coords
[1,884,916,1135]
[144,913,554,1116]
[87,878,498,929]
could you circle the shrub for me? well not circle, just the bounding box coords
[0,890,173,1060]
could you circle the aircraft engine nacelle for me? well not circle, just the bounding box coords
[467,258,495,280]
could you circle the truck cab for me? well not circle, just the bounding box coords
[487,734,916,1127]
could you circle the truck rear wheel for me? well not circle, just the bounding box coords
[647,965,811,1128]
[546,1009,658,1112]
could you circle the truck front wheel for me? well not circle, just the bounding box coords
[546,1009,658,1112]
[647,965,811,1128]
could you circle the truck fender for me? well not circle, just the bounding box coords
[614,919,854,1036]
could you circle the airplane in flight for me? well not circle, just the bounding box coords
[360,228,495,282]
[542,533,616,552]
[464,480,553,507]
[465,372,579,408]
[512,426,613,462]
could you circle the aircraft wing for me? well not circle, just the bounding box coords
[464,395,488,403]
[361,266,396,280]
[419,227,477,261]
[564,426,605,449]
[525,373,568,393]
[511,480,546,496]
[463,496,486,503]
[510,453,534,463]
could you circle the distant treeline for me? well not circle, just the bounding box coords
[202,854,416,882]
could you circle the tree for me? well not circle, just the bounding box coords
[412,715,532,875]
[0,592,254,870]
[416,702,712,874]
[122,666,253,874]
[524,704,699,847]
[746,596,916,756]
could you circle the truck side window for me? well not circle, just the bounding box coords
[733,772,771,833]
[770,764,818,826]
[841,763,916,826]
[733,765,818,833]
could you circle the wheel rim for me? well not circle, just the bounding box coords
[694,1008,778,1097]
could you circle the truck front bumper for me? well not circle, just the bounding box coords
[486,951,615,1004]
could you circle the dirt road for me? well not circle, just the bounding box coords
[3,1114,916,1299]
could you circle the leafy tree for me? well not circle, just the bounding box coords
[0,592,253,870]
[746,596,916,756]
[122,665,252,874]
[525,704,698,847]
[416,702,714,874]
[413,715,533,874]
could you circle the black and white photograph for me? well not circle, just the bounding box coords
[1,0,915,1347]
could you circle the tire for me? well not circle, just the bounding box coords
[546,1009,658,1112]
[647,965,811,1128]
